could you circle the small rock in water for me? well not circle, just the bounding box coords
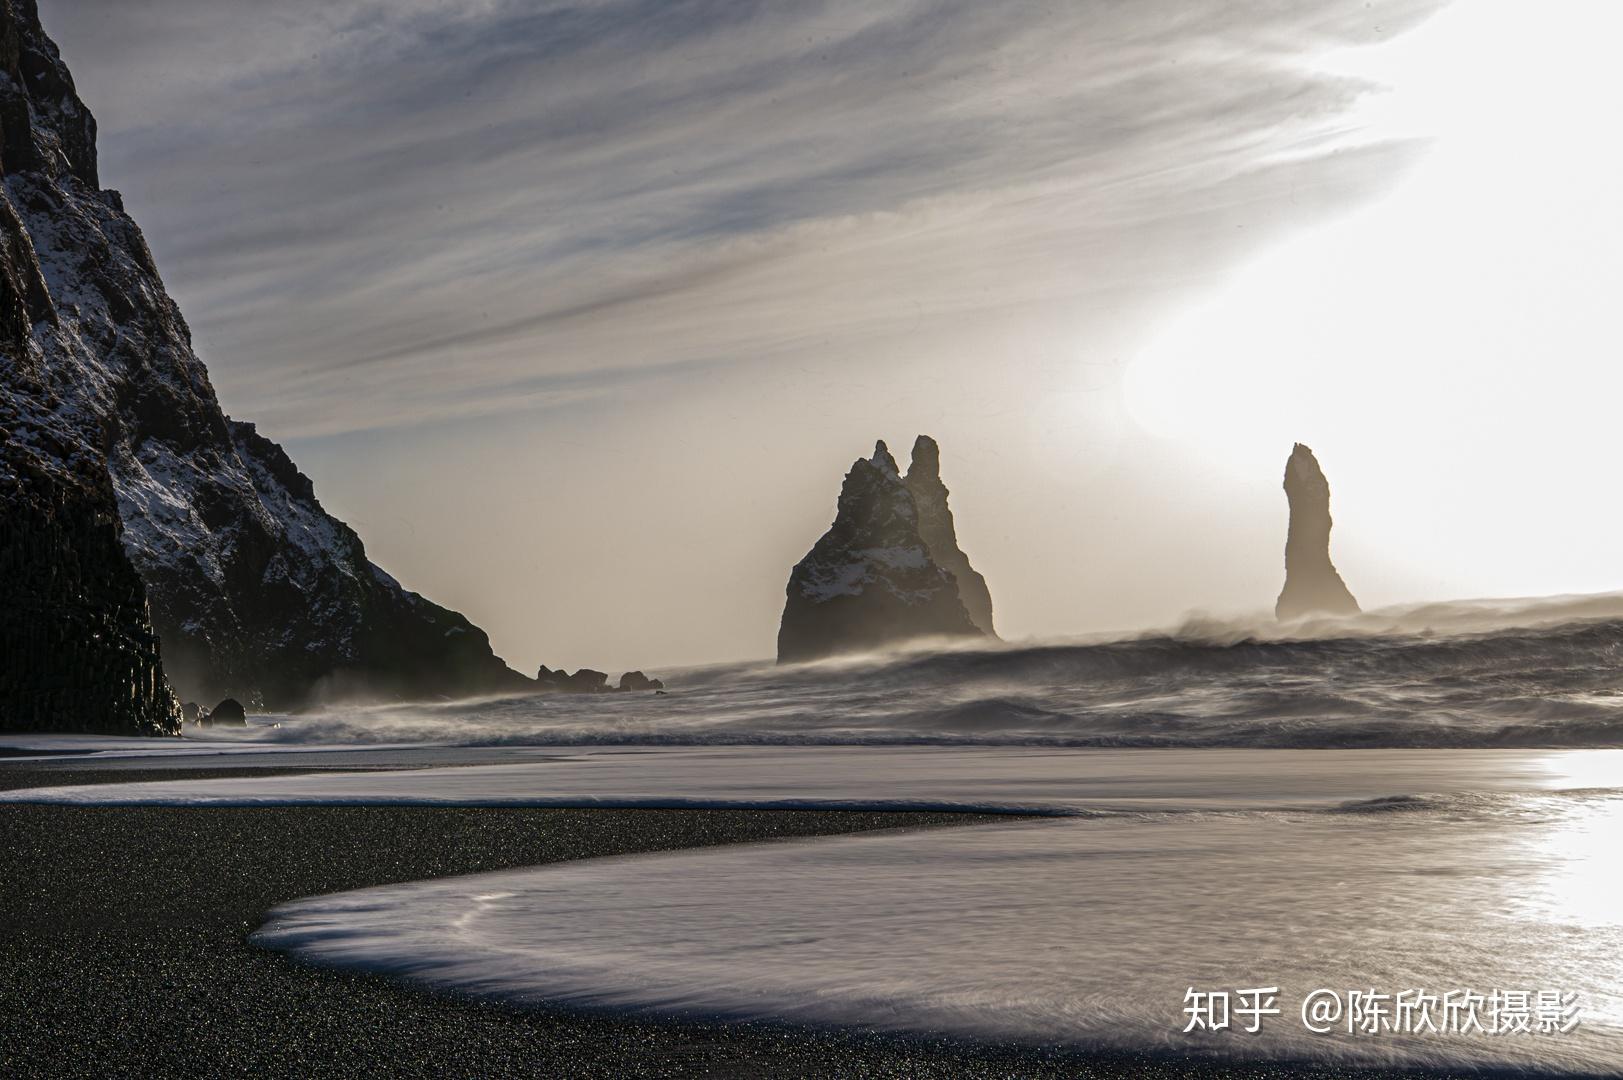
[538,664,661,693]
[204,698,247,727]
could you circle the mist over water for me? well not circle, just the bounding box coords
[235,594,1623,750]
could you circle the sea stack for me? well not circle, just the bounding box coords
[904,435,996,636]
[777,439,988,663]
[1275,443,1360,621]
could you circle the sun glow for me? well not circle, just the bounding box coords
[1125,0,1623,596]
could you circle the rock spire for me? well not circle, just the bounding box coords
[1276,443,1360,620]
[904,435,995,636]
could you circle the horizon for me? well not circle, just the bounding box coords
[39,0,1623,674]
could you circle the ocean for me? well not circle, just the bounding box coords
[193,593,1623,750]
[11,595,1623,1074]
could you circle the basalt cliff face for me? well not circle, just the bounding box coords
[1275,443,1360,621]
[0,0,529,715]
[778,439,989,663]
[1,401,181,734]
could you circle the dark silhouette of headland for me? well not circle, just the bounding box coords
[0,0,536,727]
[1276,443,1360,620]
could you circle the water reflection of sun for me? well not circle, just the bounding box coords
[1510,758,1623,1036]
[1534,795,1623,930]
[1535,748,1623,795]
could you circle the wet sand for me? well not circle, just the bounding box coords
[0,766,1518,1078]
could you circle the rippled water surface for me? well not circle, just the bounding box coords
[187,595,1623,750]
[219,749,1623,1075]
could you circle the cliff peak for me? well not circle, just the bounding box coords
[871,439,899,477]
[908,434,941,479]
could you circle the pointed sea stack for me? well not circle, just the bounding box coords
[1275,443,1360,620]
[777,440,986,663]
[904,435,996,636]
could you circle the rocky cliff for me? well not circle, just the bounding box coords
[1275,442,1360,621]
[1,400,181,734]
[0,0,529,713]
[778,439,986,663]
[904,435,995,636]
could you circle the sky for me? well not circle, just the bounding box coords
[40,0,1623,673]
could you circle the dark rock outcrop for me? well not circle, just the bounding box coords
[567,669,609,693]
[536,665,664,694]
[0,404,182,736]
[1276,443,1360,620]
[617,670,664,692]
[0,0,531,711]
[903,435,995,636]
[778,440,985,663]
[202,697,246,727]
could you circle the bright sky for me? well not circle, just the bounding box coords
[41,0,1621,672]
[1127,0,1623,609]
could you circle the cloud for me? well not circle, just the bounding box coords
[42,0,1443,438]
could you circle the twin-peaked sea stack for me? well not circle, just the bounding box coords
[1275,443,1360,621]
[778,438,995,663]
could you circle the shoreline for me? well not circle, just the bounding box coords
[0,765,1560,1078]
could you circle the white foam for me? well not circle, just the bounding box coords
[0,729,424,763]
[253,789,1623,1073]
[10,746,1622,812]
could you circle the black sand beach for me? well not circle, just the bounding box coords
[0,766,1539,1079]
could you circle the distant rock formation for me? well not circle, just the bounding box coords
[904,435,996,636]
[1276,443,1360,620]
[0,1,531,712]
[536,666,665,693]
[778,439,987,663]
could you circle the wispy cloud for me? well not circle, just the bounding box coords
[47,0,1440,437]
